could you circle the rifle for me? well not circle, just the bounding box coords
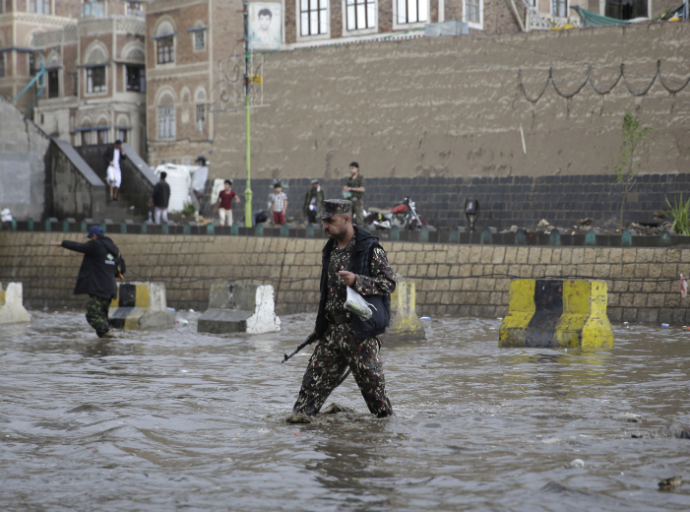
[282,333,318,363]
[282,333,353,386]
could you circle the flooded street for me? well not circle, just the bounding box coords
[1,311,689,511]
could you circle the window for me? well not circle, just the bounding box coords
[118,129,129,143]
[396,0,428,24]
[157,37,174,64]
[126,66,146,92]
[0,54,5,78]
[605,0,646,20]
[196,103,205,123]
[300,0,328,36]
[48,70,59,98]
[346,0,376,30]
[71,72,78,96]
[29,52,36,75]
[82,0,105,17]
[464,0,481,24]
[29,0,50,14]
[86,66,106,93]
[158,106,175,139]
[194,30,205,50]
[81,130,93,146]
[127,1,144,17]
[551,0,567,17]
[97,129,109,144]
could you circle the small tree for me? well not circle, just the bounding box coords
[615,109,652,231]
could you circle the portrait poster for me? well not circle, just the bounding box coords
[248,2,282,50]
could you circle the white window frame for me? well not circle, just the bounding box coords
[190,27,206,52]
[85,66,107,96]
[295,0,330,42]
[551,0,568,17]
[158,106,176,140]
[342,0,378,35]
[462,0,483,30]
[392,0,430,30]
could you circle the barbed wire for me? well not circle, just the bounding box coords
[519,59,690,102]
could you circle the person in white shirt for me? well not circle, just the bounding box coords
[105,140,124,201]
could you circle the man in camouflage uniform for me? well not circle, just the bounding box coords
[293,199,395,418]
[344,162,365,226]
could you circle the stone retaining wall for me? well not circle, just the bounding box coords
[1,232,688,324]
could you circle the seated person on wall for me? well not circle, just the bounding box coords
[50,226,126,339]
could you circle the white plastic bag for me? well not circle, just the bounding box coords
[345,286,376,321]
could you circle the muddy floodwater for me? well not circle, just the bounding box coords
[1,311,689,511]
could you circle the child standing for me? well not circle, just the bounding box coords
[269,182,288,225]
[213,180,241,226]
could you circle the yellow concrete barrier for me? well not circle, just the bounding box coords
[109,282,175,330]
[499,279,614,349]
[385,276,425,342]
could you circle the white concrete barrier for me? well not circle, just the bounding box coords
[108,282,175,330]
[0,282,31,324]
[198,283,281,334]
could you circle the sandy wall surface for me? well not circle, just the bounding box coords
[211,22,690,182]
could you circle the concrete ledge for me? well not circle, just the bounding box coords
[198,283,281,334]
[0,282,31,324]
[109,282,175,330]
[499,279,614,349]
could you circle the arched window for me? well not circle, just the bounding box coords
[195,89,206,125]
[85,45,107,94]
[155,21,175,65]
[158,93,176,139]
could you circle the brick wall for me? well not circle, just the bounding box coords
[207,172,690,230]
[1,232,688,324]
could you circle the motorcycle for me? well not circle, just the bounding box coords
[364,197,431,231]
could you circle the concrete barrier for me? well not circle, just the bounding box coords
[198,283,281,334]
[109,282,175,330]
[0,283,31,324]
[384,277,425,342]
[499,279,614,349]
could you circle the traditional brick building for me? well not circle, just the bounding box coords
[0,0,81,114]
[144,0,218,166]
[32,1,148,155]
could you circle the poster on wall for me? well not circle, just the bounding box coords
[249,2,282,50]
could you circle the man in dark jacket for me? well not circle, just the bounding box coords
[292,199,395,418]
[50,226,124,338]
[149,171,171,225]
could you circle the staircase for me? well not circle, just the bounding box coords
[104,199,146,224]
[74,143,156,224]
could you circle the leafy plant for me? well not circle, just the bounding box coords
[664,194,690,236]
[614,109,652,231]
[181,201,197,216]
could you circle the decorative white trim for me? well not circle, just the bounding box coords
[283,26,424,50]
[295,0,331,43]
[392,0,431,30]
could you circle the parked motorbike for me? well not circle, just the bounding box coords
[364,197,431,231]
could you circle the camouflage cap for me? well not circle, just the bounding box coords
[317,199,352,219]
